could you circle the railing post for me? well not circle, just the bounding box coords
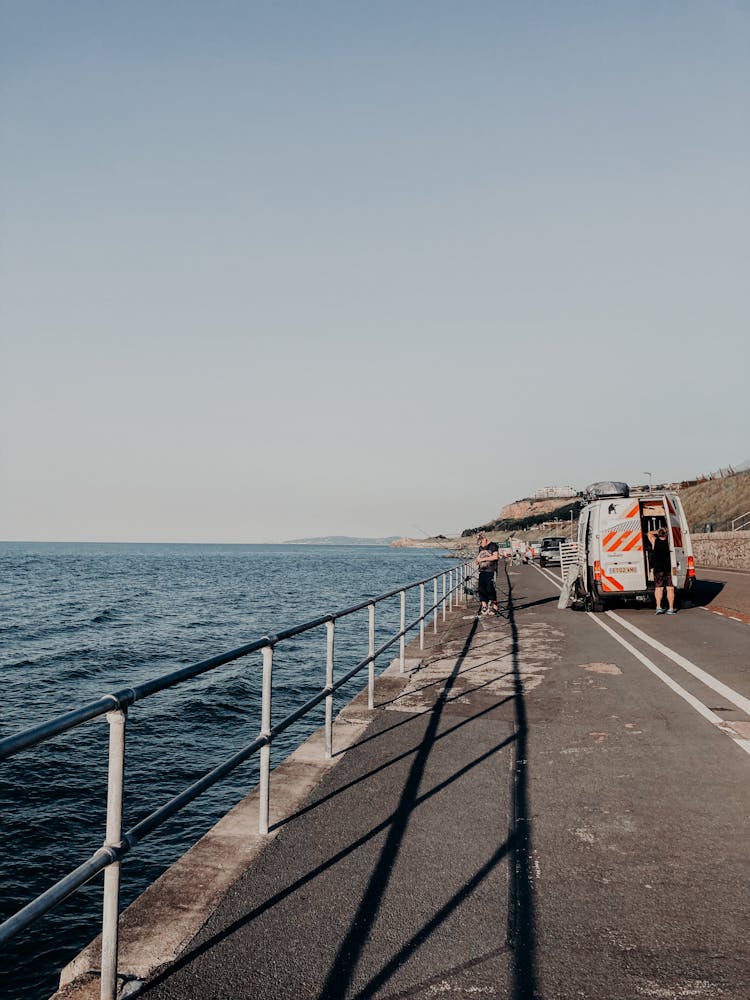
[399,589,406,673]
[433,578,438,633]
[325,620,335,759]
[368,602,375,710]
[101,708,127,1000]
[419,583,425,650]
[442,572,446,622]
[259,644,273,835]
[449,569,453,612]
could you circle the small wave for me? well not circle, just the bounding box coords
[90,608,119,625]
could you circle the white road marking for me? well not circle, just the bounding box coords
[530,566,750,757]
[588,615,750,757]
[587,614,725,725]
[531,563,564,586]
[606,610,750,717]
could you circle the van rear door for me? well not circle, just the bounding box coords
[664,493,688,588]
[640,494,687,589]
[597,497,646,595]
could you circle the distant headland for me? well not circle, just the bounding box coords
[281,536,401,546]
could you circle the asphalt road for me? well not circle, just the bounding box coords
[141,561,750,1000]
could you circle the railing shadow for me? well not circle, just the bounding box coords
[276,691,515,832]
[326,567,541,1000]
[317,616,480,997]
[143,580,542,999]
[142,616,518,997]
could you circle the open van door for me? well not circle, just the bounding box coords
[640,494,691,593]
[596,497,648,596]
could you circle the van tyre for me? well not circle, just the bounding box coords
[586,573,605,612]
[680,578,696,609]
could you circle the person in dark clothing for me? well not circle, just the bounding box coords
[475,534,500,615]
[647,526,675,614]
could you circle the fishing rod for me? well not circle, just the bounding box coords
[409,524,480,597]
[408,523,471,560]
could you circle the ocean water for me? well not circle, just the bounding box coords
[0,542,455,1000]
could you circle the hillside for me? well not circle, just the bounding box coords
[460,468,750,539]
[283,535,400,546]
[461,496,580,536]
[678,469,750,530]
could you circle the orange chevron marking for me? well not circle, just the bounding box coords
[602,531,617,549]
[601,572,625,592]
[609,531,633,552]
[622,534,643,552]
[626,503,640,518]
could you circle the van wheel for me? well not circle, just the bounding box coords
[586,573,605,612]
[680,579,695,609]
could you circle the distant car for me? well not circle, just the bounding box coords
[539,536,567,567]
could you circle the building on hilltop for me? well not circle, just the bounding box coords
[533,486,578,500]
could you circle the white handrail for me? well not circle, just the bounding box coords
[0,558,472,1000]
[731,510,750,531]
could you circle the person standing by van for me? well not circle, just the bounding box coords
[647,526,675,614]
[475,535,500,614]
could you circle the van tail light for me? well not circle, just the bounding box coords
[593,560,602,581]
[687,556,695,578]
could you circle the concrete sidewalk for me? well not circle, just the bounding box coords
[139,593,530,999]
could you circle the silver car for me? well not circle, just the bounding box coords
[539,536,567,567]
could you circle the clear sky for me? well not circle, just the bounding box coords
[2,1,748,542]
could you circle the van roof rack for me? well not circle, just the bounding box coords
[583,481,630,501]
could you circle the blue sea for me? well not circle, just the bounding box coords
[0,541,455,1000]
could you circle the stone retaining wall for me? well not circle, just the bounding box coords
[691,531,750,572]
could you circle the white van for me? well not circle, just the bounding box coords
[573,482,696,612]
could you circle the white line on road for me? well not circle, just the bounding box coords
[588,614,725,726]
[589,613,750,757]
[529,563,750,757]
[606,610,750,717]
[531,564,564,585]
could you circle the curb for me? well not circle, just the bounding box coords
[51,657,422,999]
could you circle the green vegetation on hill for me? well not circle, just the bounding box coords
[462,500,579,537]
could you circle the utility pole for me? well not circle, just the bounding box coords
[644,471,652,492]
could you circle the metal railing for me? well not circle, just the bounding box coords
[0,559,472,1000]
[731,511,750,532]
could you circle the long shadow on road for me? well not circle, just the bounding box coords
[143,588,542,1000]
[328,566,541,1000]
[319,616,481,998]
[502,567,540,1000]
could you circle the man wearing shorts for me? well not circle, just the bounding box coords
[475,534,500,615]
[647,526,675,614]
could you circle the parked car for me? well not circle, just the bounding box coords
[539,536,567,567]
